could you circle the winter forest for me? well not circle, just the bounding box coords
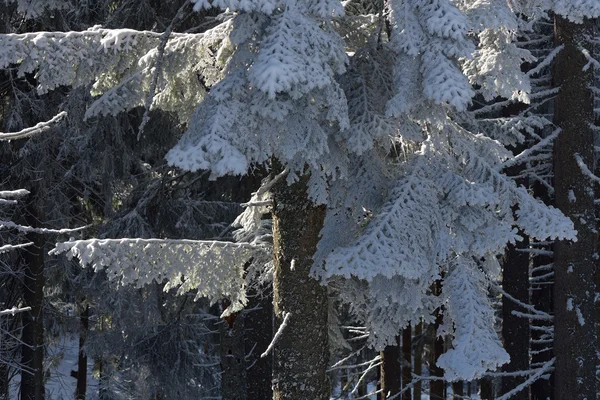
[1,0,600,399]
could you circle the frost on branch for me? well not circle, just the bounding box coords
[320,156,446,282]
[5,0,68,19]
[0,111,66,141]
[436,257,509,381]
[168,3,350,201]
[552,0,600,23]
[51,238,269,316]
[0,22,231,120]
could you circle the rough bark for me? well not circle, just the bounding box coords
[272,173,329,400]
[75,305,89,400]
[501,233,530,400]
[20,200,45,400]
[380,337,401,399]
[552,15,597,400]
[244,288,273,399]
[401,325,411,400]
[220,305,247,400]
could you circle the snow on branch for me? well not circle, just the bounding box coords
[261,311,291,358]
[0,111,66,141]
[574,153,600,184]
[50,238,269,315]
[436,258,509,381]
[582,48,600,72]
[0,242,33,254]
[496,358,555,400]
[499,128,560,171]
[0,306,32,316]
[0,22,232,119]
[0,189,29,199]
[0,219,90,235]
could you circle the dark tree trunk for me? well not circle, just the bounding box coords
[552,15,597,400]
[20,200,45,400]
[0,363,8,400]
[380,337,401,399]
[401,325,411,400]
[530,181,555,400]
[220,302,247,400]
[501,233,530,400]
[244,288,273,399]
[452,382,463,399]
[430,282,445,400]
[75,305,89,400]
[413,321,422,400]
[480,378,494,400]
[272,172,329,400]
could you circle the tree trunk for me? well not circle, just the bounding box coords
[20,200,45,400]
[552,15,597,400]
[401,325,411,400]
[272,172,329,400]
[220,302,247,400]
[480,378,494,400]
[501,233,530,400]
[430,282,445,400]
[413,321,422,400]
[380,337,401,399]
[75,305,89,400]
[244,288,273,399]
[530,181,555,400]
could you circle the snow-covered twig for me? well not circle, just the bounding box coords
[574,153,600,184]
[261,311,291,358]
[499,128,560,171]
[0,220,90,234]
[241,200,273,208]
[496,358,555,400]
[494,284,552,319]
[0,189,29,199]
[511,310,553,320]
[0,306,32,316]
[527,45,563,77]
[0,111,66,141]
[0,242,33,253]
[255,167,290,197]
[581,48,600,72]
[351,358,381,395]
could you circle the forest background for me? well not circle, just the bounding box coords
[0,0,599,400]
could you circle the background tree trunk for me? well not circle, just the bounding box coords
[401,326,411,400]
[220,302,247,400]
[272,172,329,400]
[244,288,273,399]
[501,232,530,400]
[552,14,597,400]
[20,198,45,400]
[75,305,89,400]
[380,337,401,399]
[430,282,445,400]
[413,321,422,400]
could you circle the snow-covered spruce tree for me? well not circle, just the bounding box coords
[315,0,577,390]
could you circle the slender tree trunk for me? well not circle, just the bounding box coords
[530,181,555,400]
[480,378,494,400]
[552,15,597,400]
[380,337,401,399]
[413,321,422,400]
[220,301,247,400]
[0,363,8,400]
[452,382,463,399]
[75,305,89,400]
[501,232,530,400]
[244,288,273,399]
[430,282,445,400]
[272,172,329,400]
[20,200,45,400]
[401,325,411,400]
